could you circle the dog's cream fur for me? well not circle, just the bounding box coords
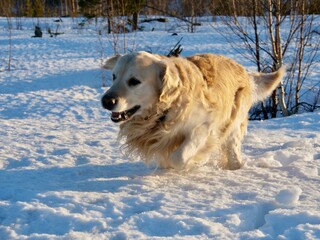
[102,51,285,170]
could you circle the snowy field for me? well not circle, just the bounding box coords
[0,17,320,239]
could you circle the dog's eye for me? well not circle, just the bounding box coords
[112,74,116,81]
[128,78,141,87]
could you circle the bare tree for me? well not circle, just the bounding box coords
[265,0,289,117]
[287,1,320,113]
[214,0,319,119]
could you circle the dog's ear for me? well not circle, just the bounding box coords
[158,61,180,109]
[103,54,122,69]
[159,61,179,89]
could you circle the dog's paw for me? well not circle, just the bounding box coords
[228,161,242,170]
[170,151,187,170]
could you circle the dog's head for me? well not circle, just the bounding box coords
[102,51,177,123]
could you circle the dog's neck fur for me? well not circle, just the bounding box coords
[118,106,184,168]
[147,109,168,124]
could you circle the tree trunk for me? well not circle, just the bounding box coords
[132,11,138,31]
[65,0,68,16]
[108,18,111,34]
[71,0,76,17]
[295,0,306,113]
[267,0,289,117]
[231,0,238,25]
[7,16,12,71]
[253,0,268,119]
[252,0,260,70]
[275,0,290,117]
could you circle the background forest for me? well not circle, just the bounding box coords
[1,0,320,119]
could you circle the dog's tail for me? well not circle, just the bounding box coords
[250,66,286,103]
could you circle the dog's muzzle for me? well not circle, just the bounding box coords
[101,92,141,123]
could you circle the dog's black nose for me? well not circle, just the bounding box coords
[101,92,118,110]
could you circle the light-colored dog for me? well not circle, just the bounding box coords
[102,51,285,170]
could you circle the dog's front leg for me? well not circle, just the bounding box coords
[170,125,209,170]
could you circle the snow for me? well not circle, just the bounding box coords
[275,187,302,207]
[0,17,320,239]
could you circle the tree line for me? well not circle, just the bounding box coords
[1,0,319,18]
[1,0,319,118]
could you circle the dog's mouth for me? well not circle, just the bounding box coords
[111,105,141,123]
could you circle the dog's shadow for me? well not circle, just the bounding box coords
[0,161,155,202]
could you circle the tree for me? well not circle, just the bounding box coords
[78,0,101,17]
[127,0,145,31]
[287,1,320,113]
[266,0,289,117]
[24,0,33,17]
[33,0,44,17]
[214,0,319,119]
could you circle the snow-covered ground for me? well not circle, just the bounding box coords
[0,17,319,239]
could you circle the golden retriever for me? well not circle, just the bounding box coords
[101,51,285,170]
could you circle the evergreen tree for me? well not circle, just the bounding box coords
[78,0,101,17]
[33,0,44,17]
[24,0,32,17]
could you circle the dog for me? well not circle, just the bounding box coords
[101,51,285,170]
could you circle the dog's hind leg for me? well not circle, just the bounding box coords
[223,132,242,170]
[170,124,209,170]
[224,119,248,170]
[220,85,250,170]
